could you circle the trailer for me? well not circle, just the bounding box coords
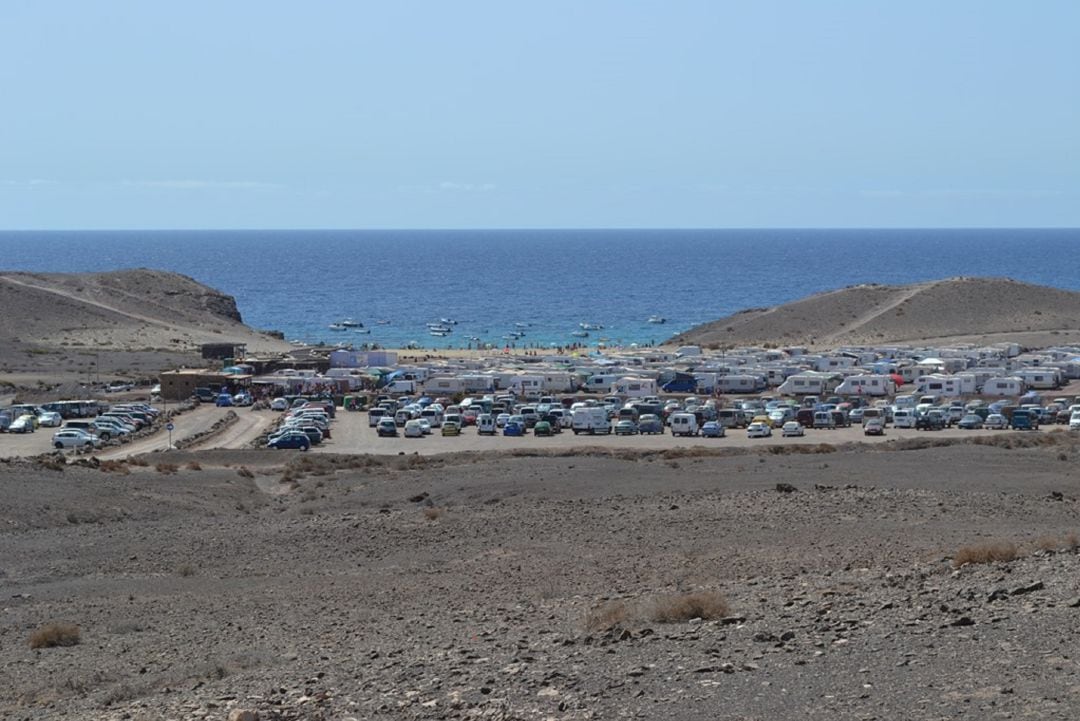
[834,374,897,397]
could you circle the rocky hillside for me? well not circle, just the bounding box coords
[0,269,290,377]
[669,277,1080,349]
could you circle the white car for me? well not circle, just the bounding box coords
[404,419,425,438]
[53,429,101,449]
[781,421,804,437]
[984,413,1008,430]
[747,421,772,438]
[1070,412,1080,431]
[8,414,37,434]
[37,411,63,428]
[418,418,433,435]
[270,397,290,411]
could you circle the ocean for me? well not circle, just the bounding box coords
[1,229,1078,350]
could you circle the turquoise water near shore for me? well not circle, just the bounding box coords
[1,229,1078,349]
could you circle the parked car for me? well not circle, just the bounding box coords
[376,418,398,437]
[441,421,461,437]
[614,420,638,436]
[863,418,885,436]
[747,421,772,438]
[503,420,525,436]
[781,421,804,437]
[267,431,311,450]
[984,413,1009,430]
[270,397,290,411]
[957,414,984,430]
[495,413,511,428]
[404,419,425,438]
[534,420,554,437]
[700,421,725,438]
[637,414,664,434]
[1070,412,1080,431]
[105,381,133,393]
[37,411,63,428]
[418,419,433,435]
[915,411,947,431]
[8,414,36,434]
[53,429,101,449]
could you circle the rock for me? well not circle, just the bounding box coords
[1011,581,1044,596]
[719,616,746,626]
[775,483,798,494]
[227,710,258,721]
[780,631,796,643]
[1066,597,1080,608]
[950,616,975,627]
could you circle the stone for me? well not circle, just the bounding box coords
[1011,581,1044,596]
[227,710,258,721]
[775,483,798,494]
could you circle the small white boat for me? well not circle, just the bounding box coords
[514,322,530,328]
[340,318,362,328]
[440,318,458,325]
[571,330,589,338]
[647,315,667,324]
[354,328,371,334]
[580,322,604,331]
[429,329,451,337]
[427,324,452,333]
[375,319,391,325]
[328,323,347,331]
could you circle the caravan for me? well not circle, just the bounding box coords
[834,374,896,397]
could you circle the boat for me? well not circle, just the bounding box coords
[354,328,371,334]
[429,329,451,337]
[328,323,348,331]
[514,322,530,328]
[571,330,589,338]
[375,319,391,325]
[340,319,362,328]
[440,318,458,325]
[580,322,604,331]
[647,315,667,324]
[427,324,452,333]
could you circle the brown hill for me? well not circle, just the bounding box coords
[668,277,1080,349]
[0,269,291,381]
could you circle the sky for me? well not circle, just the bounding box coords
[1,1,1078,230]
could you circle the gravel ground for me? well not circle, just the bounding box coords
[3,438,1080,720]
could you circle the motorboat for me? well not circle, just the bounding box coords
[580,322,604,331]
[571,330,589,338]
[647,315,667,324]
[340,318,362,328]
[328,323,347,331]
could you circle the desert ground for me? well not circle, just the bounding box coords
[3,411,1080,720]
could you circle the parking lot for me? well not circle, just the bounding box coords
[305,409,1053,456]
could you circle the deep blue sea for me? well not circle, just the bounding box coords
[1,229,1078,350]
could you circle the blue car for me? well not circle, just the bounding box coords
[267,431,311,451]
[216,393,233,407]
[503,421,525,436]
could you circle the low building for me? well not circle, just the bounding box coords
[158,369,252,401]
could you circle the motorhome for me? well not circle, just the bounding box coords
[776,372,840,396]
[571,407,611,435]
[834,374,896,397]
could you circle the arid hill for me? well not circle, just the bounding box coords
[669,277,1080,349]
[0,269,290,380]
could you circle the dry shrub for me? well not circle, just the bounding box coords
[127,456,149,467]
[186,461,202,471]
[176,563,195,577]
[236,466,254,479]
[953,541,1019,568]
[1035,533,1080,552]
[155,462,178,475]
[98,460,129,475]
[585,600,631,632]
[1066,532,1080,551]
[650,591,730,623]
[423,507,444,521]
[29,622,81,649]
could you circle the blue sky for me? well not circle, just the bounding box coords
[1,1,1077,229]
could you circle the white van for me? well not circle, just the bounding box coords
[669,412,699,437]
[572,407,611,435]
[477,413,497,435]
[420,407,443,428]
[892,408,916,428]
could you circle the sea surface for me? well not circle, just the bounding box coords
[1,229,1078,350]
